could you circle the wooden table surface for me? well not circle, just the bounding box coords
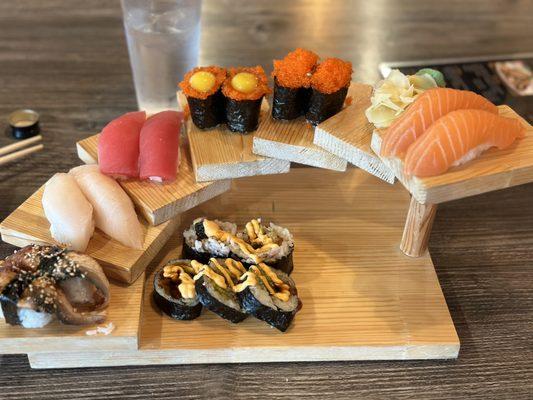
[0,0,532,398]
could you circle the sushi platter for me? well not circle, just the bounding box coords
[77,135,231,225]
[21,168,458,368]
[0,187,179,283]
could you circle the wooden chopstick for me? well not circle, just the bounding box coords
[0,144,44,166]
[0,135,43,157]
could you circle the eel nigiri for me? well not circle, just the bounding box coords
[42,173,95,252]
[98,111,146,179]
[404,109,526,177]
[0,245,110,327]
[139,110,183,182]
[381,88,498,158]
[69,165,144,249]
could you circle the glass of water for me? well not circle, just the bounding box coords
[121,0,202,114]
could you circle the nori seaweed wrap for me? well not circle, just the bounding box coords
[236,263,301,332]
[271,48,319,120]
[153,259,202,321]
[182,218,238,263]
[222,66,271,133]
[193,258,248,323]
[179,66,227,129]
[305,58,353,126]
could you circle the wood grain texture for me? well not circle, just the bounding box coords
[0,273,144,354]
[400,197,438,257]
[25,168,458,368]
[179,93,291,181]
[252,84,369,171]
[0,0,532,398]
[313,83,396,183]
[0,187,179,283]
[77,134,232,225]
[371,106,533,204]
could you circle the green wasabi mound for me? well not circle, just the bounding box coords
[416,68,446,87]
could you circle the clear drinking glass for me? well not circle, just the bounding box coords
[121,0,202,114]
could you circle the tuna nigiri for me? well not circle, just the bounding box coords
[381,88,498,158]
[404,109,526,177]
[139,110,183,182]
[98,111,146,179]
[42,173,95,252]
[69,165,144,249]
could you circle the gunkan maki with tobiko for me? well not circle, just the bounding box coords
[222,66,271,133]
[271,48,319,120]
[305,58,353,125]
[179,66,227,129]
[235,262,301,332]
[193,258,248,323]
[153,259,202,320]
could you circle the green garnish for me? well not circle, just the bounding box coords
[416,68,446,87]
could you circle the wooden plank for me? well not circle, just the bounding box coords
[26,168,458,367]
[178,93,291,182]
[0,273,145,354]
[77,135,231,225]
[252,84,370,172]
[0,187,179,284]
[370,105,533,204]
[313,83,395,183]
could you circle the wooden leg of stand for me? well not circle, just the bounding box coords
[400,197,438,257]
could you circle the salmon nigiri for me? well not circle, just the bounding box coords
[98,111,146,179]
[404,109,525,177]
[381,88,498,158]
[139,110,183,183]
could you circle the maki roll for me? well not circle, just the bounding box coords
[179,66,227,129]
[153,259,202,321]
[192,258,248,323]
[182,218,239,263]
[237,219,294,275]
[305,58,353,125]
[271,48,319,120]
[222,66,271,133]
[235,263,301,332]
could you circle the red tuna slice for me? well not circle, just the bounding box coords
[98,111,146,179]
[139,110,183,183]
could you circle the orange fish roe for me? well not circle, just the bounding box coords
[310,58,352,94]
[272,48,319,89]
[344,96,353,107]
[179,66,227,100]
[222,66,271,101]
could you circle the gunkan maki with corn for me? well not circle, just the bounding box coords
[222,66,271,133]
[305,58,353,125]
[236,262,301,332]
[180,66,227,129]
[271,48,319,120]
[192,258,248,323]
[153,259,202,320]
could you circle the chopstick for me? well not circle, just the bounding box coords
[0,135,44,166]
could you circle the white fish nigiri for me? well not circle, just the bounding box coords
[69,165,144,250]
[42,173,95,252]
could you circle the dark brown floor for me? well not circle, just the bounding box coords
[0,1,532,399]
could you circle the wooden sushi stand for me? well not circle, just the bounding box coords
[0,168,459,368]
[371,105,533,257]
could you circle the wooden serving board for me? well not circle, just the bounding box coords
[77,135,231,226]
[252,84,371,172]
[313,84,396,183]
[25,169,459,368]
[178,93,291,182]
[0,187,179,284]
[370,105,533,204]
[0,273,145,354]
